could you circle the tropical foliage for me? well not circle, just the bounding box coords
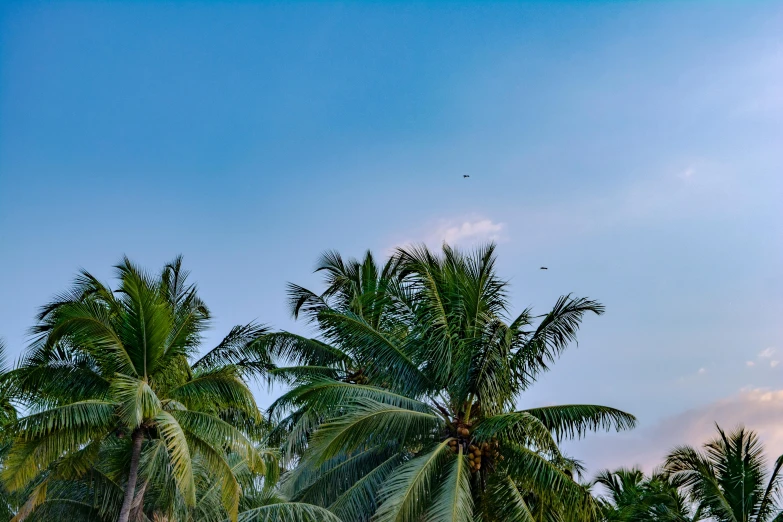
[260,244,637,522]
[664,425,783,522]
[2,247,776,522]
[0,258,333,522]
[595,467,700,521]
[0,340,19,521]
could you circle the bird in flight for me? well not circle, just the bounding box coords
[540,267,548,270]
[463,175,470,178]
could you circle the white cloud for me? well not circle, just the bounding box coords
[771,361,780,368]
[385,217,507,257]
[747,361,756,367]
[566,388,783,475]
[697,367,707,375]
[437,219,506,245]
[759,347,776,359]
[681,167,695,179]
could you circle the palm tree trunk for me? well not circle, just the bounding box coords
[118,428,144,522]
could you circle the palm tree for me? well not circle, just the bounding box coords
[1,339,20,521]
[14,448,340,522]
[595,467,700,521]
[0,340,16,429]
[261,250,403,458]
[1,258,270,522]
[264,244,637,521]
[664,425,783,522]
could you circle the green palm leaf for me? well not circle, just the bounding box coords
[173,410,263,472]
[472,412,560,455]
[3,401,115,490]
[523,405,637,442]
[328,453,403,522]
[269,379,431,420]
[308,399,441,463]
[372,439,454,522]
[112,374,162,429]
[502,444,597,516]
[38,300,136,377]
[154,410,196,507]
[235,502,342,522]
[510,295,604,389]
[169,367,259,419]
[425,445,473,522]
[484,475,536,522]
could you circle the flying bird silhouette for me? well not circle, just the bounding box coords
[540,267,548,270]
[463,175,470,178]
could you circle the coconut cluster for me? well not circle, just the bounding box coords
[347,371,370,385]
[448,431,502,473]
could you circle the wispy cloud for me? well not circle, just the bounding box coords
[436,218,506,245]
[566,388,783,475]
[387,217,507,254]
[745,348,780,370]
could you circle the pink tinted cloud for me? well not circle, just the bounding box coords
[568,388,783,475]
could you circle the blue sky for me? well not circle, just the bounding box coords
[1,1,781,472]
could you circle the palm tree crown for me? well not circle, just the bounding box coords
[2,257,269,522]
[665,425,783,522]
[595,466,700,521]
[263,243,637,522]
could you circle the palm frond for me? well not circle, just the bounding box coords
[286,445,395,507]
[523,405,636,442]
[472,412,560,455]
[425,445,473,522]
[4,356,110,411]
[192,323,271,374]
[307,399,441,463]
[173,410,263,473]
[235,502,342,522]
[317,310,430,396]
[188,437,241,522]
[484,474,536,522]
[502,444,598,516]
[112,374,162,428]
[372,439,453,522]
[36,300,136,377]
[664,444,736,520]
[169,367,259,419]
[154,410,196,507]
[268,379,431,420]
[267,365,343,386]
[510,295,604,389]
[3,401,115,490]
[328,453,404,522]
[114,257,177,376]
[758,454,783,521]
[259,332,353,369]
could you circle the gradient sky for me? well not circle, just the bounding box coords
[1,1,781,474]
